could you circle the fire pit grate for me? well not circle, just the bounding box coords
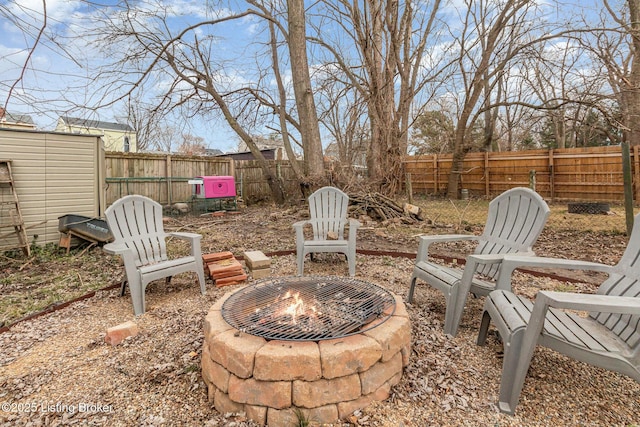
[221,276,396,341]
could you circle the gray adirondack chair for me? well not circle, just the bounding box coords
[293,186,361,276]
[477,214,640,415]
[407,187,550,336]
[104,195,206,315]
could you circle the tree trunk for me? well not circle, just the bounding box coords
[624,0,640,147]
[268,20,304,182]
[287,0,325,181]
[206,82,286,205]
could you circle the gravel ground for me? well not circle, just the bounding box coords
[0,206,638,426]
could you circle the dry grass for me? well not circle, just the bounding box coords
[0,199,633,328]
[1,203,638,426]
[411,196,633,234]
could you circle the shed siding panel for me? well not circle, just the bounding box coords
[0,129,102,250]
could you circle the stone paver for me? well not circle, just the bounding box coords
[228,376,292,409]
[293,374,361,408]
[318,335,382,379]
[254,340,321,381]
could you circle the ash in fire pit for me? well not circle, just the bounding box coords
[221,276,396,341]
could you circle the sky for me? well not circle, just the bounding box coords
[0,0,252,153]
[0,0,611,153]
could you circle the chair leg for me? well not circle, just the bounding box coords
[129,278,145,316]
[297,251,305,276]
[443,281,460,336]
[406,275,418,303]
[196,265,206,295]
[477,309,492,345]
[119,279,128,297]
[497,328,525,415]
[347,252,356,277]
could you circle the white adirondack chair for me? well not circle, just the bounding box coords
[407,187,550,336]
[104,195,206,315]
[293,186,361,276]
[477,214,640,415]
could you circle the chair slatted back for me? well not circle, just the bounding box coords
[475,188,550,279]
[593,213,640,350]
[105,195,168,267]
[308,187,349,240]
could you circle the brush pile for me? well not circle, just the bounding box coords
[348,192,424,223]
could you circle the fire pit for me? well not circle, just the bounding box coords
[202,276,411,426]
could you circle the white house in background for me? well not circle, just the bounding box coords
[0,108,37,130]
[56,116,137,152]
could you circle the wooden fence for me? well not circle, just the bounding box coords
[403,145,638,202]
[104,152,301,205]
[106,146,639,206]
[105,152,233,205]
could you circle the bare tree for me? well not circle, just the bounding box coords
[315,65,369,179]
[581,0,640,147]
[87,3,292,202]
[443,0,572,197]
[309,0,444,194]
[286,0,325,182]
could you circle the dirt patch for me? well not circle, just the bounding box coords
[0,204,637,426]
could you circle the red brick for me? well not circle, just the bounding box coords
[228,375,291,409]
[104,321,139,346]
[210,266,245,279]
[254,341,321,381]
[215,273,248,287]
[203,251,234,262]
[207,259,243,276]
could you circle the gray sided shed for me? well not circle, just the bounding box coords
[0,128,105,251]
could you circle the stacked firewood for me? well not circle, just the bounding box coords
[348,192,424,223]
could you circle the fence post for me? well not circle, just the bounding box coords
[548,149,555,202]
[406,173,413,203]
[166,154,172,206]
[529,170,536,191]
[634,145,639,203]
[433,155,438,194]
[622,142,634,235]
[484,152,490,196]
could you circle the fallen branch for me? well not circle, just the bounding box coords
[348,192,423,223]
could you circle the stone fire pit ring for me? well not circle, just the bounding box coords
[201,276,411,427]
